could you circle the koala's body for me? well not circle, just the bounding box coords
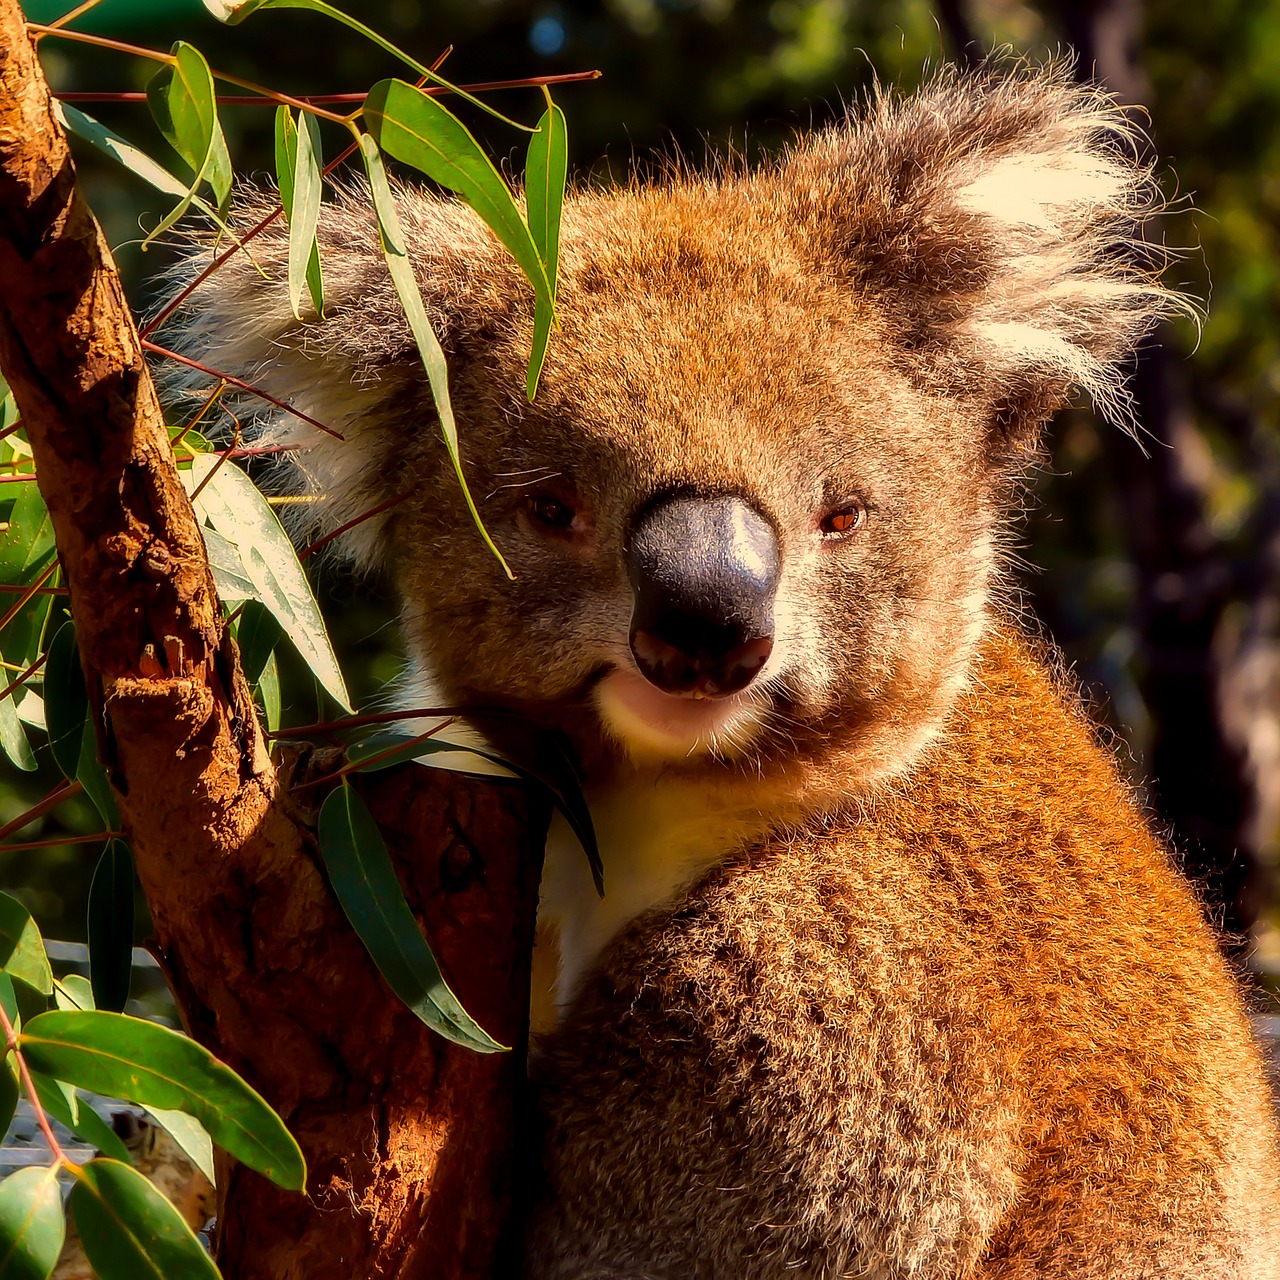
[169,66,1280,1277]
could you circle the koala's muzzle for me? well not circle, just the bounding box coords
[627,493,779,698]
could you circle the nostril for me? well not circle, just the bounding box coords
[630,627,773,698]
[713,635,773,695]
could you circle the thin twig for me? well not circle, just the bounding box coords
[0,1003,69,1166]
[0,562,57,635]
[0,778,82,843]
[300,491,410,559]
[0,649,47,703]
[143,340,344,441]
[56,70,602,107]
[0,830,119,852]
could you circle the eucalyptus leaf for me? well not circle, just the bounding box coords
[202,0,526,127]
[255,650,281,734]
[234,600,282,687]
[145,1108,216,1189]
[524,102,568,399]
[0,895,51,998]
[20,1012,305,1190]
[349,728,601,894]
[29,1074,175,1174]
[0,485,55,673]
[185,455,350,712]
[144,43,232,244]
[0,1165,64,1280]
[275,107,325,320]
[0,698,34,774]
[0,1065,17,1146]
[54,102,251,252]
[42,623,86,784]
[359,135,510,577]
[53,975,95,1012]
[88,842,135,1014]
[0,976,16,1029]
[200,525,255,604]
[76,722,120,831]
[317,781,505,1053]
[364,80,552,315]
[68,1158,219,1280]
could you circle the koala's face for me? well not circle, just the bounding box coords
[176,69,1172,787]
[390,187,998,783]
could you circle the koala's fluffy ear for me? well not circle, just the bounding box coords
[778,63,1187,451]
[158,188,508,567]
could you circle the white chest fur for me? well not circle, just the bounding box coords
[539,770,779,1011]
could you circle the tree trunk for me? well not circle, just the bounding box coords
[0,6,545,1275]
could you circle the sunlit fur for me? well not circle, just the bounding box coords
[163,62,1277,1279]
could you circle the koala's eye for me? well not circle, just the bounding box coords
[528,494,577,530]
[819,500,867,538]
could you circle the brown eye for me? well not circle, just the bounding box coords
[529,494,576,530]
[820,500,866,538]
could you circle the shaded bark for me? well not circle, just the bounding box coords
[0,6,545,1275]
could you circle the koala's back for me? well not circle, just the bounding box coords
[527,630,1280,1279]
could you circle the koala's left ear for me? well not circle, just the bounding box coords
[157,187,511,569]
[777,63,1188,453]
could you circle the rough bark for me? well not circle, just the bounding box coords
[0,7,545,1275]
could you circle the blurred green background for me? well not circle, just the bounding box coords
[6,0,1280,981]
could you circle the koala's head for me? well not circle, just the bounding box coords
[167,65,1180,789]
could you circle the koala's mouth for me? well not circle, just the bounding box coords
[593,665,768,764]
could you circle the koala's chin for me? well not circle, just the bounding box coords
[593,667,771,764]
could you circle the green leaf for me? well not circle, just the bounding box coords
[88,842,135,1014]
[145,1108,216,1189]
[76,721,120,831]
[256,650,281,734]
[53,102,253,255]
[20,1012,305,1190]
[0,697,35,774]
[0,485,55,673]
[274,107,325,320]
[185,455,351,712]
[144,42,233,245]
[0,1065,17,1146]
[203,0,527,128]
[0,1165,64,1280]
[199,525,255,604]
[28,1072,131,1166]
[358,134,511,578]
[29,1071,78,1130]
[42,622,86,784]
[68,1158,219,1280]
[317,781,505,1053]
[53,975,94,1012]
[0,895,51,998]
[233,600,281,687]
[0,976,17,1030]
[523,101,567,399]
[364,80,552,316]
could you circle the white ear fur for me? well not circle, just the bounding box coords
[157,186,497,570]
[950,87,1192,430]
[782,63,1193,438]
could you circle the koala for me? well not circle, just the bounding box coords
[166,64,1280,1279]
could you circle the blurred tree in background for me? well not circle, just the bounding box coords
[7,0,1279,976]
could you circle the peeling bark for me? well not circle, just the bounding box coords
[0,7,545,1275]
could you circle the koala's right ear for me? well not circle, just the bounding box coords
[158,188,507,567]
[776,63,1188,453]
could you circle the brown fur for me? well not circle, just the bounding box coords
[162,63,1279,1278]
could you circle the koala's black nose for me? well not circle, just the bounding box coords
[627,492,779,698]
